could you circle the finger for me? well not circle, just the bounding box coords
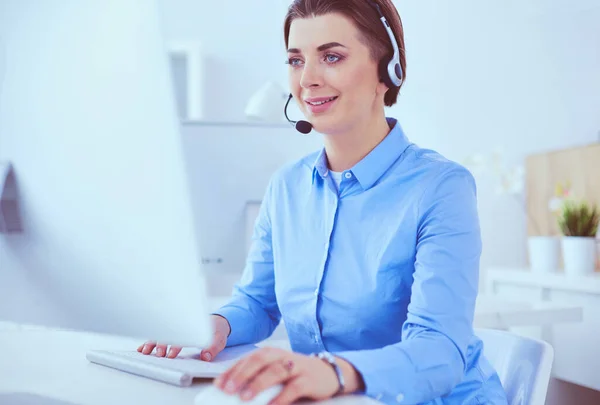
[200,331,227,362]
[214,355,252,391]
[164,346,181,359]
[269,377,307,405]
[137,341,154,353]
[141,342,156,355]
[218,348,282,393]
[239,360,294,401]
[155,344,169,357]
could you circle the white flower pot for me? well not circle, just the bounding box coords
[528,236,560,273]
[561,236,597,276]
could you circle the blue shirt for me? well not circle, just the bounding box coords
[215,118,508,405]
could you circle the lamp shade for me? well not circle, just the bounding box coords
[245,81,288,122]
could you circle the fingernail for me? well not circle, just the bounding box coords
[240,389,253,400]
[225,381,235,393]
[202,352,212,361]
[157,348,163,356]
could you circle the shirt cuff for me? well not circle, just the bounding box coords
[211,304,256,347]
[334,347,411,404]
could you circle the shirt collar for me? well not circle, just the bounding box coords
[312,117,412,190]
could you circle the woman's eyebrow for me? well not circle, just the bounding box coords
[287,42,347,54]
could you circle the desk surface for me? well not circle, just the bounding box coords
[0,329,379,405]
[0,294,583,405]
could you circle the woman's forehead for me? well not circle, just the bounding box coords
[287,13,361,50]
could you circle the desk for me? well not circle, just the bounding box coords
[0,329,380,405]
[486,268,600,393]
[0,295,583,405]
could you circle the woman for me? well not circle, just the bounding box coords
[139,0,508,404]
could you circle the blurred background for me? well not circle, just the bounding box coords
[0,0,598,404]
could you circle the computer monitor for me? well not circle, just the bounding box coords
[0,0,213,348]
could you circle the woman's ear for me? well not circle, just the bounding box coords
[375,80,389,100]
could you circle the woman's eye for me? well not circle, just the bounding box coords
[325,54,341,63]
[287,57,302,66]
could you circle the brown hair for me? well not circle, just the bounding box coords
[283,0,407,106]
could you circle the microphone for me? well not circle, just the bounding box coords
[284,93,313,134]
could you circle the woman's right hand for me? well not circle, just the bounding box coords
[137,314,231,361]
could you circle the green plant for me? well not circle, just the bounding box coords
[557,199,599,237]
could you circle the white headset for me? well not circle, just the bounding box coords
[367,0,403,88]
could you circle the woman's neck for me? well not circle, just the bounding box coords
[324,114,391,172]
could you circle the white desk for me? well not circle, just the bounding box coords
[486,268,600,392]
[0,329,380,405]
[0,294,583,405]
[473,293,583,330]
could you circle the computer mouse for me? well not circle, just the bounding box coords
[194,384,283,405]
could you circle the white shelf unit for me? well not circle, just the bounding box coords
[486,267,600,392]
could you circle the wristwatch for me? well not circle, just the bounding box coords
[311,351,345,396]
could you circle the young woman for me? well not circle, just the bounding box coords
[139,1,508,404]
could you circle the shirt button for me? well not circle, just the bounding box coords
[396,393,404,402]
[344,172,352,179]
[314,334,319,342]
[314,289,319,296]
[323,171,328,177]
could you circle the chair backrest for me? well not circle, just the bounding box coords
[475,328,554,405]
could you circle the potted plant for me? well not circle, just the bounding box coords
[556,199,599,276]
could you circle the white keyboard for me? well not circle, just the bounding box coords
[86,344,258,386]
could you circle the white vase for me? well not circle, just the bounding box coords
[528,236,560,273]
[596,239,600,270]
[561,236,597,276]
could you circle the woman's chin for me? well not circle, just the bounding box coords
[306,114,342,135]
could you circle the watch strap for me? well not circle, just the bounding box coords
[311,351,345,396]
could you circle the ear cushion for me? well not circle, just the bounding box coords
[378,57,398,89]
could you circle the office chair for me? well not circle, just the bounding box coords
[476,328,554,405]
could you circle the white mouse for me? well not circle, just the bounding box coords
[194,384,283,405]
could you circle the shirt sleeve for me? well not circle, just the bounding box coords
[335,164,482,404]
[212,177,281,347]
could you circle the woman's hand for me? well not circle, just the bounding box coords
[137,314,231,361]
[213,347,363,405]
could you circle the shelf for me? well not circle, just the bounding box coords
[487,267,600,295]
[474,293,583,329]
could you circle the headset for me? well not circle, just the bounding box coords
[285,0,403,134]
[367,0,403,88]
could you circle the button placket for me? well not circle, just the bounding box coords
[313,182,338,348]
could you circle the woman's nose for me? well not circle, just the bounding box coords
[299,61,323,89]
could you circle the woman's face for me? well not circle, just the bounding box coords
[287,12,387,135]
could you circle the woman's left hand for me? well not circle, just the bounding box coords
[213,347,359,404]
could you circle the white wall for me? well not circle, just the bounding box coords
[159,0,292,122]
